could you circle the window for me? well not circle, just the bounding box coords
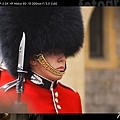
[89,7,103,58]
[85,7,118,69]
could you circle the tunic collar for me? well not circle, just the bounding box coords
[30,71,58,90]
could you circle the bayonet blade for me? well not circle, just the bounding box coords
[17,32,25,72]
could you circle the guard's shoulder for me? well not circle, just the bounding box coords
[58,82,76,92]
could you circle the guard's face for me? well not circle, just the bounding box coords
[30,50,66,81]
[44,52,66,72]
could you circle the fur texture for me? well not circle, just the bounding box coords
[0,7,84,78]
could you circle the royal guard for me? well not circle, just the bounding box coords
[0,6,84,114]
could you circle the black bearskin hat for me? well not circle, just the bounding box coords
[0,7,84,78]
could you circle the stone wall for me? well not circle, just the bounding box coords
[86,70,120,112]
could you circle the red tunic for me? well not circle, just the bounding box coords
[0,69,82,114]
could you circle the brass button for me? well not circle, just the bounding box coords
[55,92,58,97]
[57,105,61,110]
[55,98,58,103]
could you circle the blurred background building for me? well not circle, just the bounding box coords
[62,6,120,113]
[84,6,120,113]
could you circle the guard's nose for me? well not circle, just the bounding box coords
[57,54,66,63]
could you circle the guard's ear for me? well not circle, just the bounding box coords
[29,57,37,66]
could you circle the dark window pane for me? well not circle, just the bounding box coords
[89,7,103,58]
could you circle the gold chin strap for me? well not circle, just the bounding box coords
[35,54,65,76]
